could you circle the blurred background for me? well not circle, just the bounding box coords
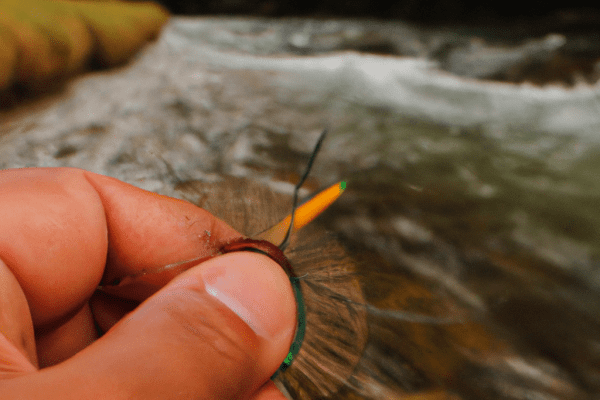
[1,1,600,399]
[159,0,600,28]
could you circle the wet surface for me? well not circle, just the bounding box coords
[1,17,600,399]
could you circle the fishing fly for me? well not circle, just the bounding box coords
[96,128,458,400]
[100,128,348,377]
[219,129,347,376]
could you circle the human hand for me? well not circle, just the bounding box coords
[0,167,297,399]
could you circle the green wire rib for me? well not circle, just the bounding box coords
[272,276,306,378]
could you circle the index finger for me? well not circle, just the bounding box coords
[83,170,242,286]
[0,167,241,328]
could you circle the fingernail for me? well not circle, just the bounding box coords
[198,252,297,341]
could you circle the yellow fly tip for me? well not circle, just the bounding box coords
[257,181,346,244]
[294,181,345,230]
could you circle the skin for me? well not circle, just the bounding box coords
[0,167,297,400]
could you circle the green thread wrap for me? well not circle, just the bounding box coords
[272,275,305,378]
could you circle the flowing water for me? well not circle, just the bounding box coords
[1,17,599,399]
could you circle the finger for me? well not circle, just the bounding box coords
[0,167,244,366]
[250,381,290,400]
[0,252,297,399]
[34,303,98,368]
[88,290,139,333]
[82,170,241,286]
[0,168,108,327]
[0,259,37,376]
[0,168,241,326]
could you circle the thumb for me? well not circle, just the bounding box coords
[2,252,297,399]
